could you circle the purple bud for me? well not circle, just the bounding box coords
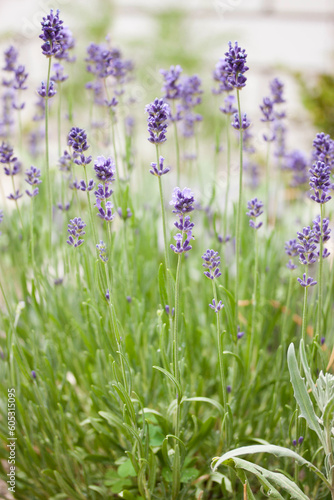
[31,370,37,379]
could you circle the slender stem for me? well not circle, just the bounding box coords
[10,175,23,230]
[301,266,309,348]
[156,145,173,335]
[83,165,99,247]
[234,89,243,338]
[30,197,35,269]
[212,280,227,413]
[224,114,231,239]
[281,271,294,361]
[45,57,53,252]
[265,140,271,228]
[172,102,181,186]
[174,253,182,436]
[57,82,62,158]
[248,229,259,370]
[317,204,324,340]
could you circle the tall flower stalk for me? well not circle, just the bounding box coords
[222,41,249,337]
[246,198,263,369]
[39,9,64,251]
[170,186,195,498]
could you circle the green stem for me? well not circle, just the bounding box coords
[248,229,259,370]
[224,114,231,239]
[281,271,294,361]
[57,82,62,158]
[234,89,243,338]
[301,266,309,348]
[30,197,35,269]
[317,204,324,340]
[83,165,99,247]
[173,120,181,186]
[265,140,271,228]
[212,281,227,413]
[45,57,53,252]
[156,145,174,336]
[174,253,182,432]
[10,174,23,230]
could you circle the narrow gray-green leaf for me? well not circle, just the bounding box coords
[212,444,330,488]
[183,397,224,417]
[224,457,310,500]
[299,340,319,406]
[287,343,324,445]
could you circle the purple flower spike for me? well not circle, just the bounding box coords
[246,198,264,230]
[313,216,331,244]
[298,436,304,445]
[55,25,76,62]
[202,249,222,280]
[94,156,115,182]
[37,81,56,99]
[13,65,28,91]
[270,78,285,104]
[57,202,70,211]
[160,65,183,100]
[285,239,298,258]
[58,150,72,172]
[321,337,325,345]
[170,187,195,214]
[3,46,18,72]
[297,273,317,288]
[67,127,89,154]
[223,41,249,89]
[94,183,113,200]
[170,231,194,254]
[286,260,297,270]
[149,156,170,176]
[105,289,110,301]
[237,328,245,340]
[209,298,224,313]
[31,370,37,380]
[96,240,108,262]
[220,95,237,115]
[292,439,297,447]
[7,190,23,201]
[312,132,334,167]
[309,160,332,204]
[25,166,42,186]
[145,97,170,144]
[296,226,317,265]
[67,217,86,247]
[51,62,68,83]
[260,97,275,122]
[40,9,64,58]
[80,179,95,192]
[227,385,232,393]
[232,113,250,130]
[96,199,115,222]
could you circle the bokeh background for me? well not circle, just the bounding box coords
[1,0,334,153]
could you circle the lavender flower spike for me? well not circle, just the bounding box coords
[202,249,222,280]
[231,113,250,130]
[94,156,115,182]
[25,165,42,197]
[149,156,170,176]
[246,198,264,230]
[145,97,169,144]
[224,41,249,89]
[40,9,64,58]
[67,217,86,247]
[209,299,224,313]
[170,187,195,214]
[37,81,56,99]
[96,240,108,262]
[297,273,317,288]
[309,160,331,204]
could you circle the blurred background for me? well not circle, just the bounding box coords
[0,0,334,170]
